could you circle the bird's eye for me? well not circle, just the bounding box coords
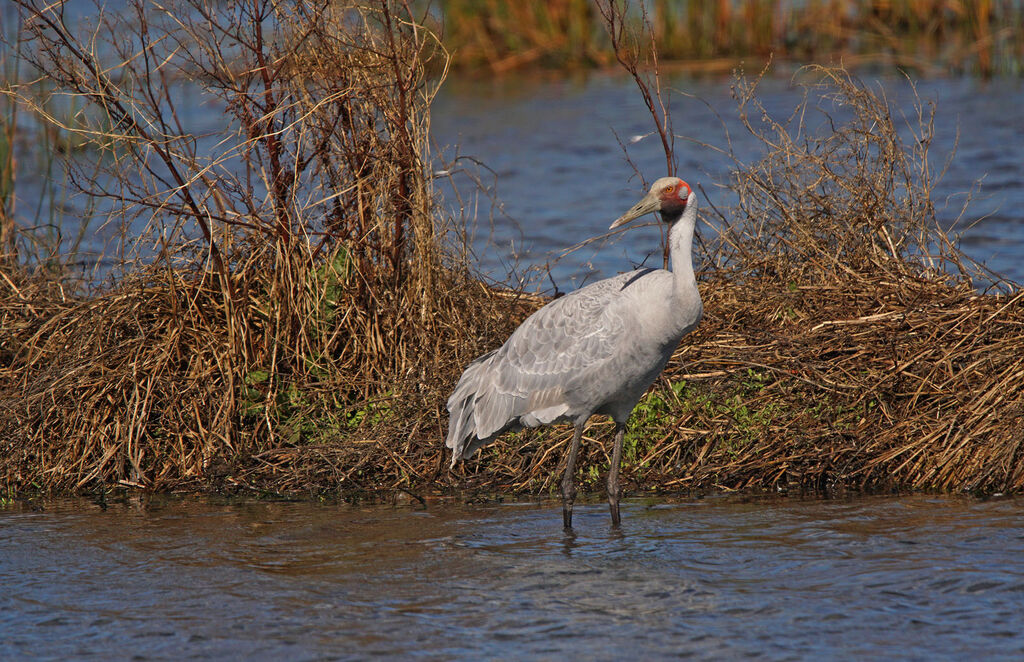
[662,185,675,195]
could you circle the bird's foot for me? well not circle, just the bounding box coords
[561,476,577,530]
[608,499,621,527]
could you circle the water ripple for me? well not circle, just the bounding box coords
[4,495,1024,659]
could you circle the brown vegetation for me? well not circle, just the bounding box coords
[441,0,1024,76]
[0,0,518,493]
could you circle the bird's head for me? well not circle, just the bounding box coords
[609,177,694,230]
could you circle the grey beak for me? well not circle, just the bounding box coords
[609,192,661,230]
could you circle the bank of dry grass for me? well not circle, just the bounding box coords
[1,3,1021,499]
[0,0,519,493]
[438,273,1022,499]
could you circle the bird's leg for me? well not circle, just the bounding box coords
[607,422,627,527]
[561,423,584,529]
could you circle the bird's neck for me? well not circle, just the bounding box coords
[666,203,698,295]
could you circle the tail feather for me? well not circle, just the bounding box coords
[446,351,497,467]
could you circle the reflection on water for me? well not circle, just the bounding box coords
[3,495,1023,660]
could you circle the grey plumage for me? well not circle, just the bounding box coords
[446,177,703,527]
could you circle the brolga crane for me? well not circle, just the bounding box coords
[446,177,703,528]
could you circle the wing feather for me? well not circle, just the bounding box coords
[475,274,639,426]
[447,269,659,464]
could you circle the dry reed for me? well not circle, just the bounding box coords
[441,0,1024,76]
[0,0,522,493]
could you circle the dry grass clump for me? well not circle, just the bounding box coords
[0,0,519,493]
[683,67,1024,493]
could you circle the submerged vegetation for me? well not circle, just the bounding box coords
[440,0,1024,76]
[1,1,1022,499]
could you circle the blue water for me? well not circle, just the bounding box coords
[2,495,1023,660]
[431,73,1024,289]
[10,62,1021,289]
